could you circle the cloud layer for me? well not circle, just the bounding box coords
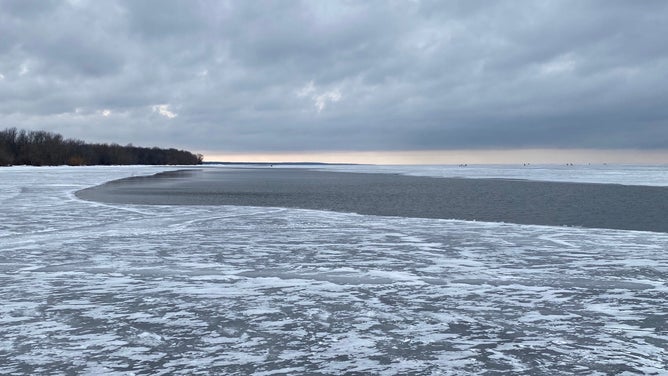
[1,0,667,153]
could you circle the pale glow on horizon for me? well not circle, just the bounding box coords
[201,149,668,165]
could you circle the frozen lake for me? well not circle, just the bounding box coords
[1,165,667,374]
[313,163,668,187]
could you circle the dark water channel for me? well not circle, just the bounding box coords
[76,168,668,233]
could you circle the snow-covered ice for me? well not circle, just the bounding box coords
[1,165,667,375]
[300,163,668,187]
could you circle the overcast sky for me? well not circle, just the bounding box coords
[1,0,667,160]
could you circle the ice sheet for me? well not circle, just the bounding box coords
[252,163,668,187]
[1,166,667,374]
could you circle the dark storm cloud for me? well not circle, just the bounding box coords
[0,0,666,152]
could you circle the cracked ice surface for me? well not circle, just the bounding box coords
[1,166,667,375]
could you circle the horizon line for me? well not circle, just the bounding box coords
[201,149,668,165]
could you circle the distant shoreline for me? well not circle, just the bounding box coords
[202,162,358,166]
[76,167,668,233]
[1,128,202,166]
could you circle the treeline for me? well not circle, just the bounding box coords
[0,128,203,166]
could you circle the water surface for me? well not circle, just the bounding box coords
[77,168,668,232]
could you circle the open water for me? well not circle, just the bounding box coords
[77,167,668,233]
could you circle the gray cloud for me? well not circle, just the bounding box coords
[0,0,666,153]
